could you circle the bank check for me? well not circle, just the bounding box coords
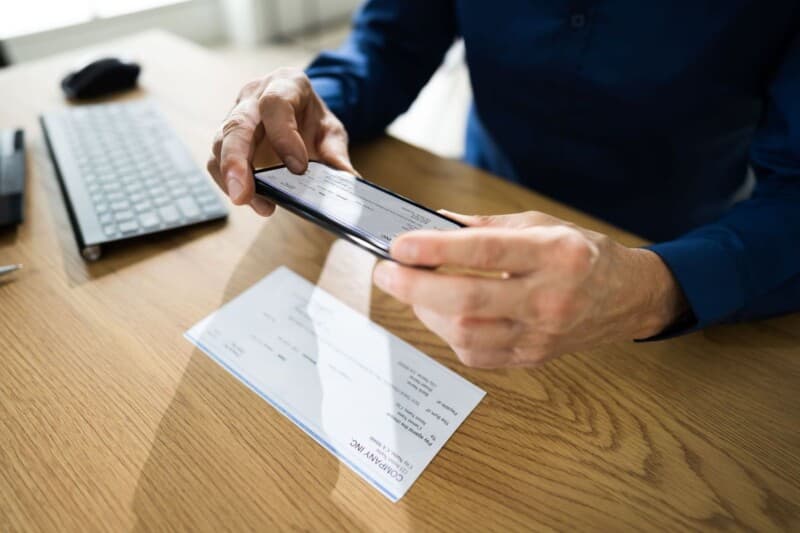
[185,266,485,501]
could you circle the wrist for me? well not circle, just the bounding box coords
[628,248,689,338]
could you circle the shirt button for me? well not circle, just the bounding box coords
[570,13,586,29]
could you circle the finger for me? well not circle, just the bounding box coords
[413,305,520,351]
[391,226,562,273]
[439,210,561,229]
[207,153,223,190]
[316,120,357,175]
[258,78,310,174]
[249,196,275,216]
[219,98,260,205]
[373,261,524,318]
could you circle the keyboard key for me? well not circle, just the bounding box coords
[169,185,189,197]
[138,212,160,228]
[134,200,153,212]
[114,209,135,222]
[118,220,140,235]
[125,182,143,193]
[103,224,117,237]
[177,197,200,219]
[95,203,109,214]
[110,200,130,211]
[159,205,181,224]
[196,193,218,205]
[99,212,113,224]
[107,192,126,202]
[202,202,223,215]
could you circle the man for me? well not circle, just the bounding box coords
[207,1,800,368]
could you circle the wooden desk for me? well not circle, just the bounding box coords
[1,31,798,532]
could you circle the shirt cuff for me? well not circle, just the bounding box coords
[643,237,746,339]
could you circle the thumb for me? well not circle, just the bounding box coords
[438,210,559,229]
[437,210,511,227]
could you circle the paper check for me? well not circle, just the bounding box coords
[185,266,485,501]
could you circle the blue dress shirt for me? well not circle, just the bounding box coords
[306,1,800,334]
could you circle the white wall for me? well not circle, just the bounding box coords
[5,0,362,63]
[221,0,359,47]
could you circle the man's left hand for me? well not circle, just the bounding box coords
[373,211,688,368]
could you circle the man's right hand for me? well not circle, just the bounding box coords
[207,68,356,216]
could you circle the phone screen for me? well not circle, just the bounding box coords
[253,162,462,256]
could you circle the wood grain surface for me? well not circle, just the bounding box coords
[0,31,798,532]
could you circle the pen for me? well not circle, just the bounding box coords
[0,264,22,277]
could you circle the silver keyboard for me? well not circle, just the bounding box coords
[41,99,227,260]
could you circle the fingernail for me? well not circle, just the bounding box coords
[250,196,274,216]
[285,156,304,174]
[373,262,392,291]
[226,176,244,203]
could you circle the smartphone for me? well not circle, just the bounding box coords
[253,161,464,261]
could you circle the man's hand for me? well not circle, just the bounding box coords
[373,211,688,368]
[207,68,355,216]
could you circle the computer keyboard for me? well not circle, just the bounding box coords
[41,99,227,260]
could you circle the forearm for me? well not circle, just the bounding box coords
[646,179,800,334]
[305,0,457,140]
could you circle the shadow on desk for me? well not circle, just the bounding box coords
[127,209,800,530]
[128,215,434,530]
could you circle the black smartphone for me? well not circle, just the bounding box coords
[253,161,464,261]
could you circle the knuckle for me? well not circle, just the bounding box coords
[476,236,506,269]
[212,135,223,157]
[524,210,557,225]
[238,78,263,99]
[555,230,595,276]
[537,293,579,334]
[221,113,252,136]
[259,88,302,117]
[219,154,242,173]
[259,89,288,107]
[277,67,310,91]
[471,214,497,226]
[449,316,476,349]
[206,156,218,175]
[321,116,348,138]
[457,286,487,314]
[547,294,578,323]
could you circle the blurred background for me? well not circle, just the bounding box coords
[1,0,471,158]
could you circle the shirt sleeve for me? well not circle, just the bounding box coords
[305,0,457,141]
[647,29,800,335]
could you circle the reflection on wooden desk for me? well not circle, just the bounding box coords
[0,31,798,531]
